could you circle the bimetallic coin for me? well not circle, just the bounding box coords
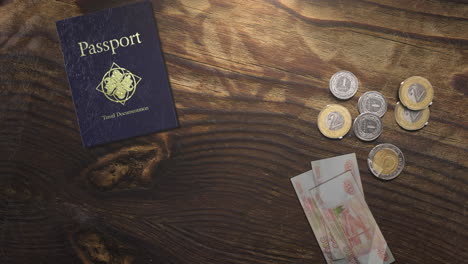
[368,144,405,180]
[317,104,352,139]
[395,102,430,131]
[329,71,359,100]
[358,91,387,117]
[353,113,382,141]
[399,76,433,110]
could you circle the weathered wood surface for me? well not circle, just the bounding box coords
[1,0,467,263]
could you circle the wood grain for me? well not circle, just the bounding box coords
[1,0,467,263]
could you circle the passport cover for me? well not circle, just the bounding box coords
[56,1,178,147]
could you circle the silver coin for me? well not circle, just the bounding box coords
[367,143,405,180]
[329,71,358,100]
[353,113,382,141]
[358,91,387,117]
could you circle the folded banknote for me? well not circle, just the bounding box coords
[291,154,395,264]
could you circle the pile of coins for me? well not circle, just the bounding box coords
[354,91,386,141]
[317,71,354,139]
[318,70,386,142]
[395,76,433,130]
[316,70,433,180]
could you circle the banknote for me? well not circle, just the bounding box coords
[295,153,362,262]
[311,153,363,196]
[291,154,394,263]
[310,171,394,263]
[292,170,346,263]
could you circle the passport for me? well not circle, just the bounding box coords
[56,1,178,147]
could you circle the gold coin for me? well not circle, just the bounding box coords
[317,104,352,139]
[368,144,405,180]
[399,76,433,110]
[394,102,430,130]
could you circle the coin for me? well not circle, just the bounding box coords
[399,76,433,110]
[368,143,405,180]
[329,71,358,100]
[317,104,352,139]
[358,91,387,117]
[394,102,430,131]
[353,113,382,141]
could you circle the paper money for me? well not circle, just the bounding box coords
[292,170,346,263]
[309,153,363,261]
[311,153,363,195]
[310,171,394,263]
[291,154,395,264]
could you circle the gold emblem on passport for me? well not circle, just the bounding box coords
[96,62,141,105]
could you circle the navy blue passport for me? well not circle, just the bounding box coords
[56,1,178,147]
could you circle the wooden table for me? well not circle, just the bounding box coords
[1,0,467,263]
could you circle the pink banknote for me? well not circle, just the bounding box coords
[310,171,394,263]
[291,154,394,264]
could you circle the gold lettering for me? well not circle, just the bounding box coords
[120,36,130,47]
[95,42,103,53]
[134,32,142,43]
[109,39,119,55]
[101,113,116,120]
[102,41,110,51]
[129,35,136,45]
[88,44,97,55]
[78,32,142,57]
[78,42,89,57]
